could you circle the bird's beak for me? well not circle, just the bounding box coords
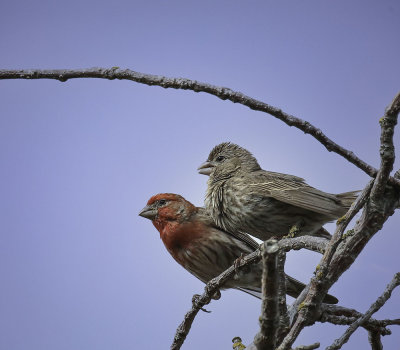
[197,161,215,176]
[138,205,158,220]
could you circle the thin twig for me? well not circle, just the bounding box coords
[320,314,390,336]
[321,304,400,329]
[293,299,398,337]
[254,240,280,350]
[326,272,400,350]
[371,92,400,200]
[1,68,399,187]
[319,304,397,336]
[293,343,320,350]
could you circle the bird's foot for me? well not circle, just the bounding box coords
[211,289,221,300]
[233,253,246,279]
[192,294,211,313]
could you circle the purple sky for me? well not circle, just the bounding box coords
[1,1,399,349]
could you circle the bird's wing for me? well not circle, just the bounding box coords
[245,171,345,217]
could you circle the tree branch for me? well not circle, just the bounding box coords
[371,92,400,200]
[367,331,383,350]
[321,179,374,269]
[320,314,391,336]
[278,171,400,349]
[278,236,329,254]
[326,272,400,350]
[281,180,373,347]
[320,304,399,336]
[254,303,399,350]
[1,68,399,187]
[247,341,321,349]
[293,343,320,350]
[254,240,280,350]
[277,251,290,343]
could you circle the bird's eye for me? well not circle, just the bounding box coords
[216,155,225,162]
[158,199,167,206]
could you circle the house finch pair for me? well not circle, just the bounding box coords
[139,142,356,302]
[139,193,338,303]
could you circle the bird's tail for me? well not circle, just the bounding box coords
[312,227,332,240]
[336,190,360,209]
[286,275,338,304]
[236,288,263,299]
[237,276,338,304]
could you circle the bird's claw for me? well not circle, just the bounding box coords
[212,289,221,300]
[200,307,211,313]
[192,294,212,313]
[233,253,246,279]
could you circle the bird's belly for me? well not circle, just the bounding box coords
[174,242,234,285]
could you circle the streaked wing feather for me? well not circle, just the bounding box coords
[247,171,344,217]
[260,170,306,182]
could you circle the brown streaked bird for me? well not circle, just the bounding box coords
[198,142,359,241]
[139,193,338,303]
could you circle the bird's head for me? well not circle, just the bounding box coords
[139,193,196,230]
[197,142,261,177]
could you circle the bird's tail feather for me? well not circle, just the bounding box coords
[237,278,338,304]
[336,190,360,209]
[312,227,332,240]
[286,275,338,304]
[236,288,262,299]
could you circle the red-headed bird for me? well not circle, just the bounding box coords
[198,142,358,241]
[139,193,338,303]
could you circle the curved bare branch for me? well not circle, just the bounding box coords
[1,68,399,186]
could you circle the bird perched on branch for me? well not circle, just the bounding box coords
[139,193,338,303]
[198,142,358,241]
